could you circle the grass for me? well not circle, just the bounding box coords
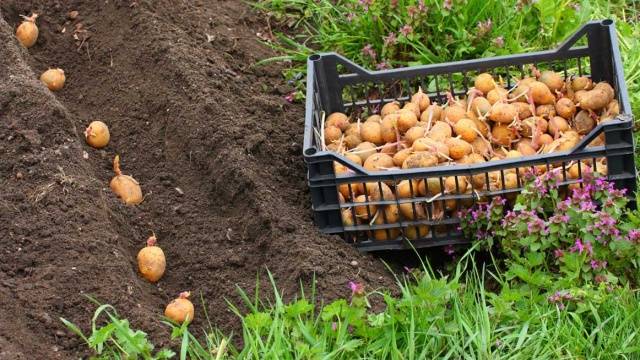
[63,253,640,359]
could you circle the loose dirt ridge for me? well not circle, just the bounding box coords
[0,1,394,357]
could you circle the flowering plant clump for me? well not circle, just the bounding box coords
[460,167,640,298]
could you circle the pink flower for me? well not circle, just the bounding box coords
[628,229,640,242]
[361,44,377,61]
[476,19,493,37]
[346,13,356,22]
[590,260,607,270]
[554,249,564,258]
[284,92,295,103]
[400,25,413,37]
[358,0,373,11]
[376,62,390,70]
[493,36,504,48]
[383,32,398,47]
[443,0,453,11]
[418,0,427,12]
[349,281,365,297]
[331,322,338,331]
[390,0,398,8]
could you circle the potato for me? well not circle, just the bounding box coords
[381,113,400,143]
[366,114,382,123]
[372,226,401,241]
[574,90,587,105]
[516,139,537,156]
[360,121,384,145]
[418,177,443,196]
[443,105,466,123]
[397,109,418,133]
[404,126,427,146]
[393,148,413,167]
[400,201,428,220]
[402,151,439,169]
[555,97,576,119]
[488,103,518,124]
[326,112,350,131]
[539,70,564,92]
[453,118,478,142]
[571,76,593,91]
[413,137,450,162]
[573,110,595,135]
[536,104,556,119]
[470,97,492,117]
[513,102,533,120]
[375,204,400,223]
[341,208,355,226]
[353,141,377,162]
[420,104,443,124]
[364,182,394,201]
[326,143,341,152]
[529,81,555,104]
[491,124,514,147]
[344,123,361,137]
[381,101,401,117]
[471,137,491,158]
[472,117,490,138]
[444,176,468,193]
[520,116,548,137]
[607,100,620,116]
[579,88,610,110]
[427,121,453,142]
[411,88,431,111]
[396,179,422,198]
[324,126,342,145]
[380,142,402,156]
[487,87,508,105]
[475,73,496,94]
[509,84,530,103]
[548,116,569,137]
[137,235,166,282]
[538,133,553,145]
[444,138,472,160]
[345,153,363,166]
[364,153,394,172]
[580,82,615,110]
[403,102,421,118]
[354,195,377,219]
[405,225,430,240]
[344,134,362,149]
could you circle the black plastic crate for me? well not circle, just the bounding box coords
[303,20,636,252]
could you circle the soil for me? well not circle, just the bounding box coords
[0,1,396,357]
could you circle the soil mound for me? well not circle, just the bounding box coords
[0,1,394,357]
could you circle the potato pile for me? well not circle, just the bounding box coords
[323,71,616,240]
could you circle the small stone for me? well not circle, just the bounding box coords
[350,260,358,267]
[68,10,79,19]
[175,187,184,195]
[15,172,23,179]
[82,151,89,159]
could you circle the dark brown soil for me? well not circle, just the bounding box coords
[0,1,395,357]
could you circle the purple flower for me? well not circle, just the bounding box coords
[584,241,593,256]
[349,281,365,297]
[526,217,547,235]
[390,0,398,8]
[346,13,356,22]
[557,200,570,211]
[444,244,455,255]
[494,197,507,206]
[383,32,398,47]
[570,239,584,254]
[400,25,413,37]
[628,229,640,243]
[418,0,427,12]
[407,5,418,18]
[590,259,607,270]
[331,322,338,331]
[579,201,596,212]
[554,249,564,258]
[362,44,377,61]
